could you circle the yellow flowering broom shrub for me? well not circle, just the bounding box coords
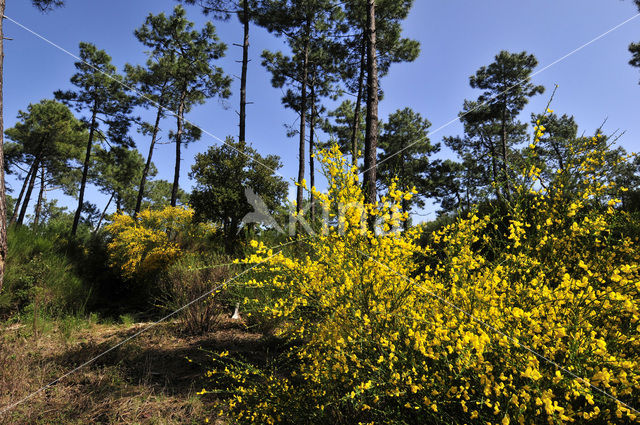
[105,206,216,279]
[205,137,639,424]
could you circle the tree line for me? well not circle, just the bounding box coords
[1,0,640,292]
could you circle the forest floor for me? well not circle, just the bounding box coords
[0,317,266,424]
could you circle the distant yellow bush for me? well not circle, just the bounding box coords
[206,136,640,424]
[105,206,215,279]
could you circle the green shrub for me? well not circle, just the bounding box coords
[1,226,89,319]
[119,313,135,327]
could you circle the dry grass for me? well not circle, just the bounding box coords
[0,317,265,424]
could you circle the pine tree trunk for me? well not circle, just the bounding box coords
[0,0,7,293]
[17,157,40,225]
[309,83,316,222]
[363,0,379,210]
[171,94,186,207]
[10,162,35,225]
[134,104,163,218]
[488,138,500,200]
[465,169,471,211]
[72,106,98,235]
[239,0,250,143]
[33,164,45,228]
[351,35,366,166]
[500,105,511,201]
[296,20,310,221]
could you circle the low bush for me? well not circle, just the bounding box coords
[105,206,218,282]
[0,226,89,319]
[158,253,233,334]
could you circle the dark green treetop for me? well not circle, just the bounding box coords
[189,137,287,250]
[377,107,439,225]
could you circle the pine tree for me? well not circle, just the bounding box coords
[363,0,379,208]
[377,107,439,229]
[180,0,256,143]
[125,57,174,218]
[91,146,150,230]
[55,42,135,236]
[31,0,63,11]
[0,0,66,291]
[529,112,578,180]
[134,5,232,207]
[4,100,86,226]
[445,100,528,203]
[322,100,365,159]
[468,50,544,200]
[257,0,342,220]
[337,0,419,166]
[630,40,640,83]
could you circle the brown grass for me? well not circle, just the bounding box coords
[0,317,265,424]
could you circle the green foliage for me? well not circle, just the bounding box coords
[135,4,232,102]
[377,107,439,216]
[141,179,188,210]
[629,41,640,82]
[91,145,150,214]
[55,41,135,234]
[322,99,365,159]
[31,0,64,12]
[119,313,135,326]
[55,42,134,146]
[189,138,288,250]
[1,226,88,319]
[443,51,544,211]
[179,0,250,21]
[134,5,232,205]
[528,112,578,180]
[4,99,87,224]
[337,0,421,90]
[469,51,544,117]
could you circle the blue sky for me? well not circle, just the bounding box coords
[3,0,640,221]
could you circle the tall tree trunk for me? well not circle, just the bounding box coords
[134,104,163,218]
[309,83,316,222]
[465,168,471,211]
[500,105,511,201]
[239,0,250,143]
[171,93,187,207]
[72,106,98,235]
[95,191,115,232]
[486,137,501,201]
[10,162,35,225]
[296,21,310,221]
[33,163,45,228]
[351,35,366,166]
[363,0,379,210]
[17,157,40,225]
[0,0,7,292]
